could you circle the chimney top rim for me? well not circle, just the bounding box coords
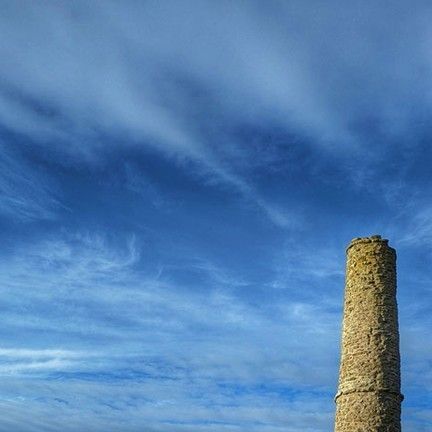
[346,235,393,252]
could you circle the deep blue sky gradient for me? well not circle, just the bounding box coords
[1,1,432,431]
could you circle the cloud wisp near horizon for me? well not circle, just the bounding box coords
[1,1,432,431]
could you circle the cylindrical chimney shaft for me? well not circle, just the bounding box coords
[334,235,403,431]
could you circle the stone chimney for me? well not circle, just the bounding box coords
[334,235,403,431]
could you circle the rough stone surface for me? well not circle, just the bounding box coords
[334,235,403,432]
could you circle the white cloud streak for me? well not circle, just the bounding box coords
[0,143,63,220]
[2,1,432,225]
[0,231,341,431]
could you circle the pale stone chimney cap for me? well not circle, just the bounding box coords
[346,234,392,252]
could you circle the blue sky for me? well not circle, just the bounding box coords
[0,1,432,430]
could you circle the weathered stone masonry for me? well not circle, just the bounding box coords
[334,235,403,432]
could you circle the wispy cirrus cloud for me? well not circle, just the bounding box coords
[0,144,63,221]
[2,1,432,226]
[2,1,432,150]
[0,231,341,431]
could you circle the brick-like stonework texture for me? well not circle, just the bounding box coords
[334,235,403,432]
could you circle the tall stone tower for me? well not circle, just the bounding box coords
[334,235,403,431]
